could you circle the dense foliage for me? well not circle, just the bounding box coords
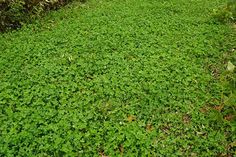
[0,0,85,32]
[0,0,235,156]
[214,0,236,23]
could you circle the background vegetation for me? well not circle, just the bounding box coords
[0,0,85,32]
[214,0,236,23]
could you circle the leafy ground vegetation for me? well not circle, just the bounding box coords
[0,0,236,156]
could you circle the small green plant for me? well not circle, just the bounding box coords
[220,61,236,107]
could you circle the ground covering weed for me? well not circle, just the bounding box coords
[0,0,235,156]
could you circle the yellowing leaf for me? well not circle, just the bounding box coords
[227,61,235,72]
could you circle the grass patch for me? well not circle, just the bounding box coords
[0,0,235,156]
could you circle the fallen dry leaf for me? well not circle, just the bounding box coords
[146,124,154,132]
[161,125,170,134]
[200,106,209,113]
[119,145,124,154]
[127,115,136,122]
[224,114,235,121]
[99,151,109,157]
[213,105,224,112]
[183,114,191,124]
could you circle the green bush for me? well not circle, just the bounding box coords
[0,0,84,32]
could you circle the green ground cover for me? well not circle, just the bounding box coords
[0,0,235,156]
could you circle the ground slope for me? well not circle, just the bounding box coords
[0,0,235,156]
